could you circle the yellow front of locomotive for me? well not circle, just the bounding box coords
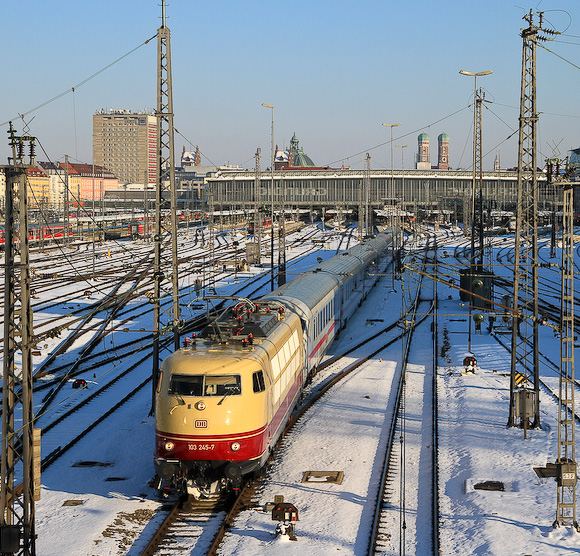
[155,341,271,490]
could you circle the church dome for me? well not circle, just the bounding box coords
[418,132,430,142]
[438,132,450,142]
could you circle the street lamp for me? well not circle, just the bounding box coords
[382,123,401,205]
[383,123,401,290]
[459,69,492,266]
[261,103,275,291]
[459,69,492,353]
[396,144,409,232]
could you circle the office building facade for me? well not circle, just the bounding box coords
[93,109,157,186]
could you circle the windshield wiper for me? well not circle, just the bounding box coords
[171,391,186,405]
[217,387,239,405]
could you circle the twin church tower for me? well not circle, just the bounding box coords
[416,132,450,170]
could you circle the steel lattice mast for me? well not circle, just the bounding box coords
[254,148,262,254]
[556,173,577,528]
[1,125,39,556]
[508,10,545,431]
[473,88,485,270]
[152,0,180,409]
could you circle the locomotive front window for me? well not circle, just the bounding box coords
[169,374,241,397]
[204,375,241,396]
[169,375,203,396]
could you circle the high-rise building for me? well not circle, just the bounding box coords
[93,109,157,186]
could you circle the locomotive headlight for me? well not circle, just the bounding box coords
[230,442,241,451]
[164,441,175,451]
[195,401,206,411]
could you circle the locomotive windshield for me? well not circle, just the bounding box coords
[169,374,241,397]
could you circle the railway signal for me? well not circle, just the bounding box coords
[271,495,299,541]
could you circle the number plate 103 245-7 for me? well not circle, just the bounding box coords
[188,443,215,451]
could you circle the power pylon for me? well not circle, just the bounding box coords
[508,10,555,431]
[1,124,40,555]
[152,0,181,409]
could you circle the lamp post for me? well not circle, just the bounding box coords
[459,69,492,269]
[383,124,402,289]
[261,103,275,291]
[382,123,401,210]
[459,69,492,353]
[396,144,409,238]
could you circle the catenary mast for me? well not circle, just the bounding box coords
[1,125,40,556]
[508,9,547,432]
[152,0,181,410]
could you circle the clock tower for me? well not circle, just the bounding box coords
[438,132,450,170]
[416,132,431,170]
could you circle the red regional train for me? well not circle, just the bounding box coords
[154,231,394,496]
[0,223,73,244]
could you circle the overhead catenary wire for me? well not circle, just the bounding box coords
[0,34,157,128]
[538,42,580,71]
[35,137,141,258]
[324,106,472,168]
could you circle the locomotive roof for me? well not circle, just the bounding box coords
[163,302,299,372]
[161,346,262,375]
[199,309,280,341]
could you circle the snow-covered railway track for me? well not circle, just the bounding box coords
[138,494,229,556]
[369,236,439,555]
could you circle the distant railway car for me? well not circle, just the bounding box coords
[154,231,394,496]
[0,223,73,244]
[247,217,272,234]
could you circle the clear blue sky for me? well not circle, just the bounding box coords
[2,0,579,171]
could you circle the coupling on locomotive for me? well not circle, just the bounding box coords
[153,232,394,497]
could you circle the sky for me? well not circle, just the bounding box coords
[2,0,580,171]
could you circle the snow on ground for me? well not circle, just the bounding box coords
[13,226,580,554]
[218,357,399,555]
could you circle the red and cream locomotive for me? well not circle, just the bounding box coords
[154,232,393,496]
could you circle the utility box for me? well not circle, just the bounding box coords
[459,269,494,309]
[515,389,536,419]
[0,525,20,553]
[557,461,577,487]
[246,242,260,265]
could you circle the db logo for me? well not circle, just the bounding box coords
[195,420,208,428]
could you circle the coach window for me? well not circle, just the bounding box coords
[253,370,266,393]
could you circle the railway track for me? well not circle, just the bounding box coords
[368,233,438,555]
[132,232,400,554]
[12,224,374,554]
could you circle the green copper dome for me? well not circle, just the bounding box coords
[418,132,429,142]
[438,132,450,142]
